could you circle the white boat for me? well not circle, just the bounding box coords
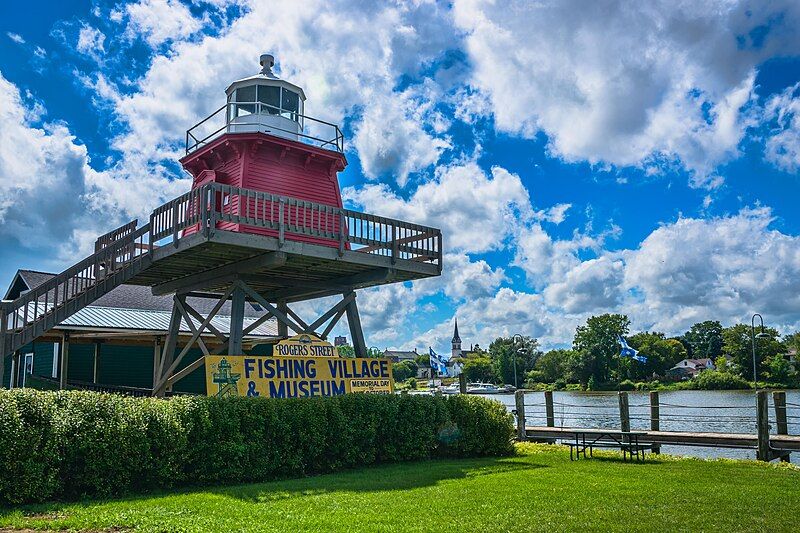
[466,382,503,394]
[439,383,461,394]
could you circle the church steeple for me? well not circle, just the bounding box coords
[451,318,462,358]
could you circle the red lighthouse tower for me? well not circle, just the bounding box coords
[180,54,347,246]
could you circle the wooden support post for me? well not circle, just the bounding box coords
[229,284,245,355]
[515,390,526,441]
[345,292,367,358]
[618,392,630,433]
[277,300,289,338]
[756,390,770,462]
[152,337,162,389]
[0,305,6,389]
[59,333,70,390]
[773,391,789,463]
[544,390,555,427]
[92,342,101,384]
[155,300,182,397]
[10,351,20,388]
[650,391,661,454]
[458,373,467,394]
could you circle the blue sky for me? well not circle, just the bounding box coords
[1,0,800,352]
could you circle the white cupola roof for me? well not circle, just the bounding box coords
[225,54,306,102]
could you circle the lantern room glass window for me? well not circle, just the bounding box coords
[228,83,303,127]
[257,85,280,114]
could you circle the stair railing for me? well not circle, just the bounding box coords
[2,224,150,351]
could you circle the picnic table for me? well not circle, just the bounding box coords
[564,429,650,461]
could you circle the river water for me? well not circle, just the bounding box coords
[480,390,800,463]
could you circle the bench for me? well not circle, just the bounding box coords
[564,430,651,462]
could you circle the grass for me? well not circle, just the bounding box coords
[1,443,798,532]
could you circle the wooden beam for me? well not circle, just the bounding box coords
[321,306,348,339]
[249,268,395,300]
[166,356,205,388]
[92,341,101,384]
[152,252,287,296]
[344,293,367,357]
[155,297,183,395]
[239,283,303,335]
[277,300,289,337]
[308,293,355,333]
[284,306,310,332]
[229,284,245,355]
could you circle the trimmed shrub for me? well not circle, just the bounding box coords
[682,371,752,391]
[0,390,514,504]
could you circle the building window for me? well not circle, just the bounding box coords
[258,85,281,115]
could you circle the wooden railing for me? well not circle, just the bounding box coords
[149,183,443,268]
[1,224,151,353]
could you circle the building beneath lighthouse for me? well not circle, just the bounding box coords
[1,54,443,395]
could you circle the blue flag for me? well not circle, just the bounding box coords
[618,336,647,363]
[429,347,448,375]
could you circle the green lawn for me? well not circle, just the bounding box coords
[1,444,798,532]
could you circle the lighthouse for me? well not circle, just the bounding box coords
[180,54,347,246]
[1,54,442,397]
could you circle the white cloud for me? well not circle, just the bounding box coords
[353,87,451,186]
[764,82,800,174]
[0,73,109,260]
[76,24,106,61]
[344,161,531,254]
[6,32,25,44]
[452,0,800,184]
[124,0,203,47]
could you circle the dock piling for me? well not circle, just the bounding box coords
[618,392,630,433]
[773,391,790,462]
[544,390,555,427]
[649,391,660,455]
[756,390,770,462]
[515,390,526,441]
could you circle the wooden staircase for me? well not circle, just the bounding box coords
[1,221,152,357]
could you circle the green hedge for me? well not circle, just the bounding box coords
[0,390,513,504]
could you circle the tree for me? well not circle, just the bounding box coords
[721,324,784,381]
[765,355,794,385]
[683,321,724,360]
[366,347,383,358]
[488,336,540,386]
[462,357,497,383]
[392,360,418,382]
[571,314,630,385]
[627,332,687,380]
[535,349,572,383]
[337,345,355,358]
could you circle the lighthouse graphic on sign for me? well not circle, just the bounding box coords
[212,358,241,397]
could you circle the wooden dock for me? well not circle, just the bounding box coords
[514,390,798,462]
[524,426,800,452]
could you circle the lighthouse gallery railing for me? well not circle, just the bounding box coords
[185,101,344,154]
[149,183,442,266]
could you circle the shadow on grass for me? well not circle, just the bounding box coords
[215,456,545,503]
[1,455,546,515]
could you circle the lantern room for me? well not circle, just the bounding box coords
[225,54,306,141]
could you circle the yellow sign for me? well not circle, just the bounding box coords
[205,355,394,398]
[274,334,337,357]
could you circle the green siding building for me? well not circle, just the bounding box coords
[2,270,279,394]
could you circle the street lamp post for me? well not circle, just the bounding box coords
[750,314,769,390]
[511,334,525,389]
